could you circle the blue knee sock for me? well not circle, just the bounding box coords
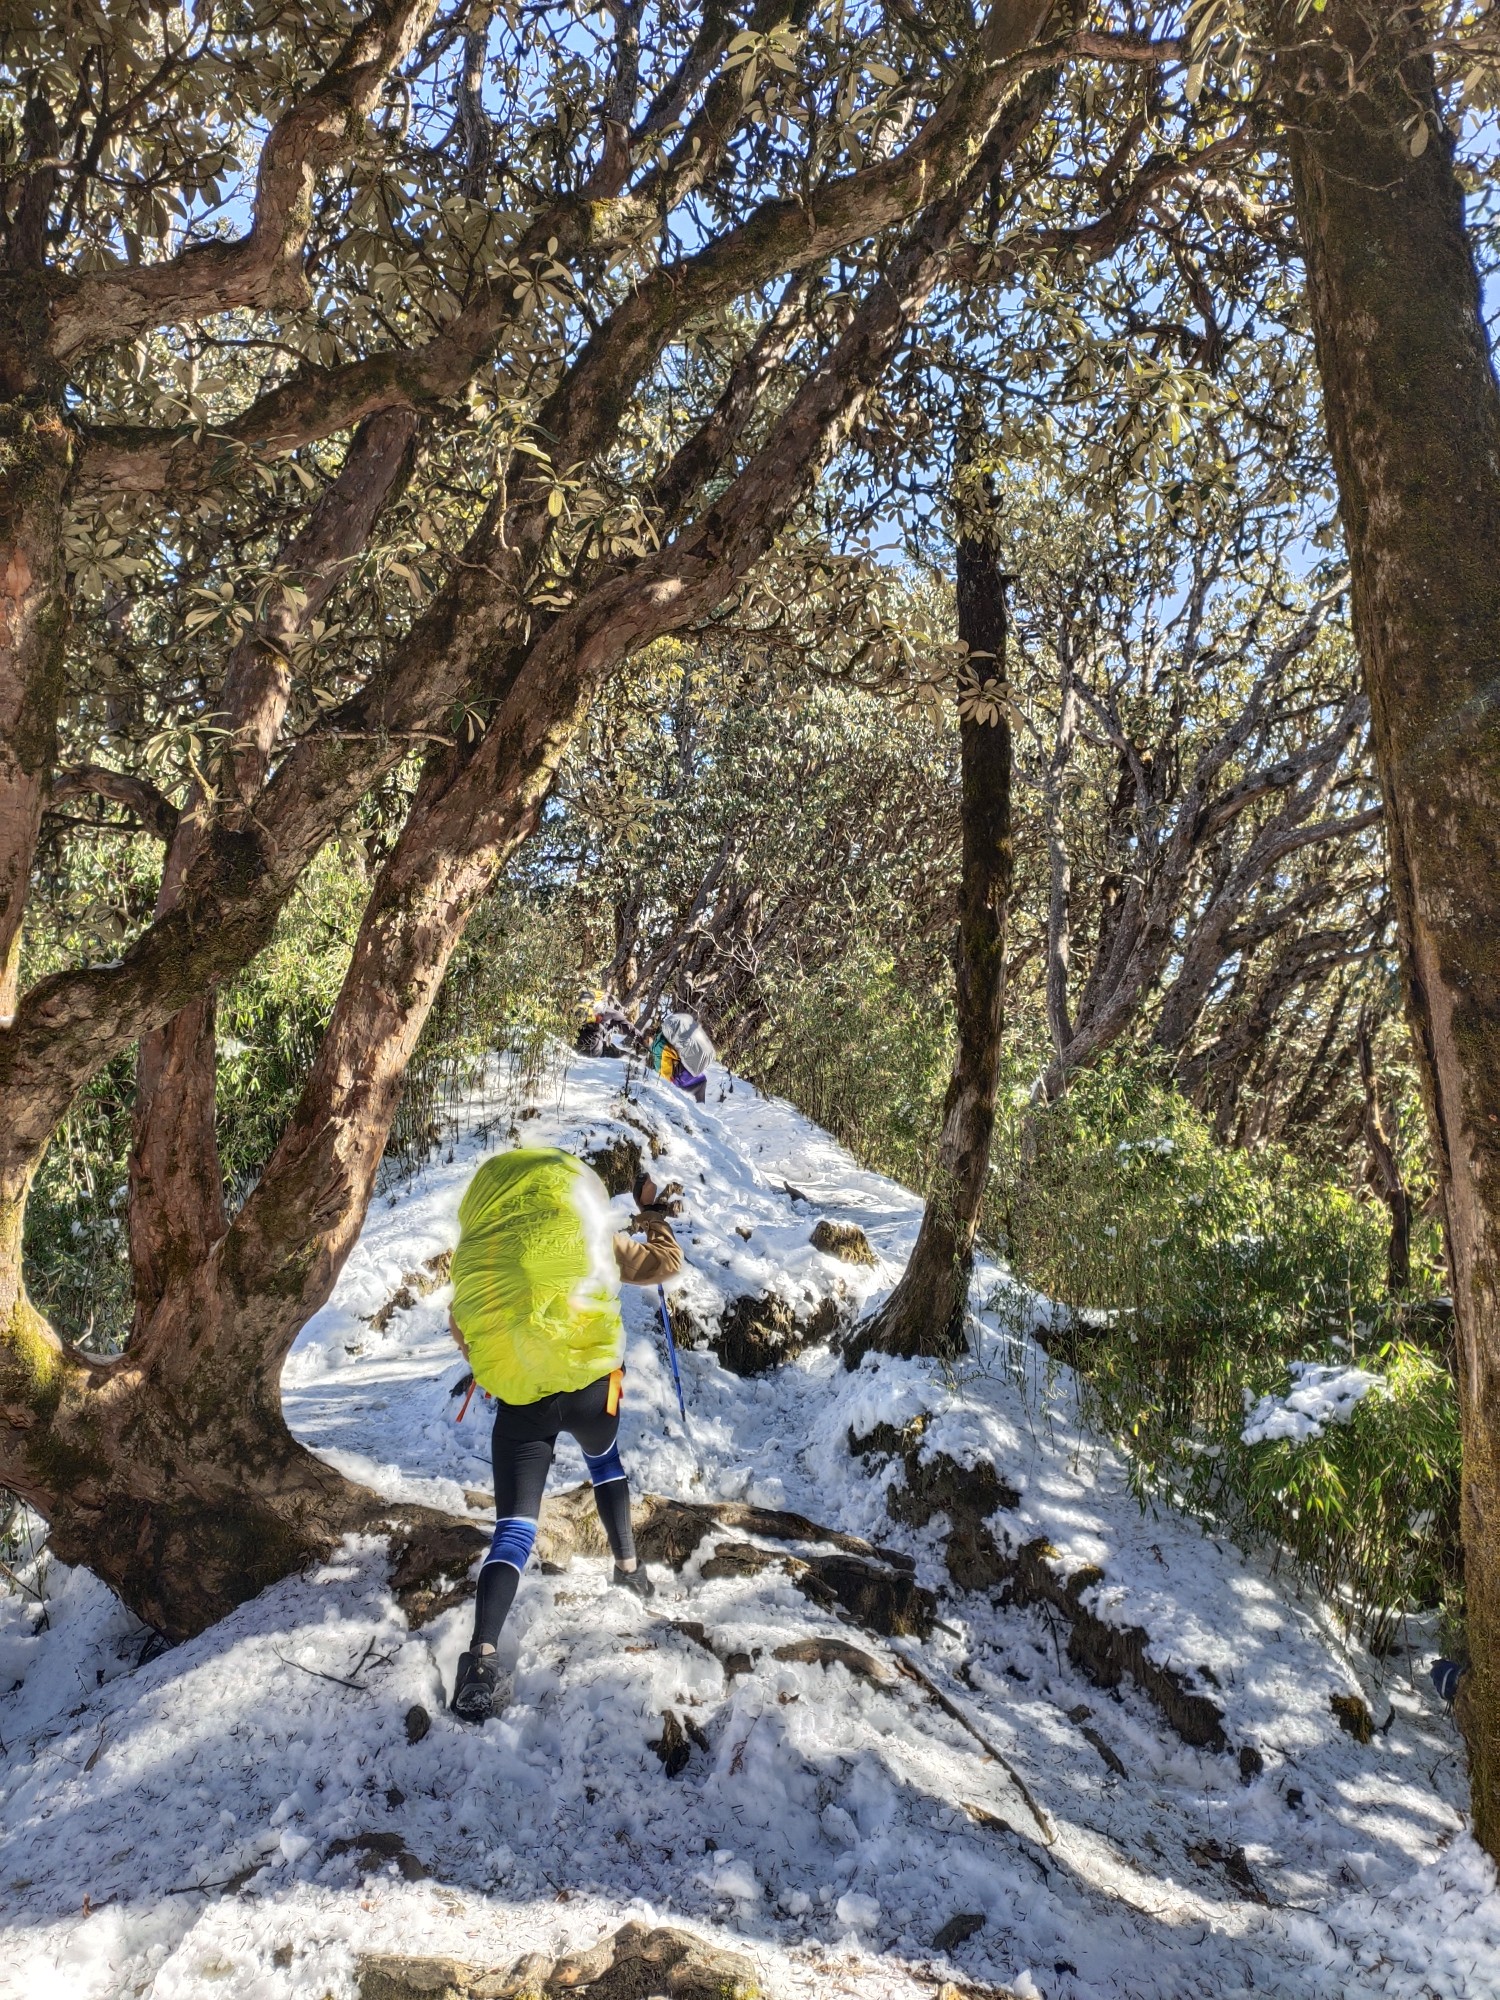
[583,1446,634,1564]
[471,1517,538,1649]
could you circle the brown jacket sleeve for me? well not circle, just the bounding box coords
[613,1212,683,1285]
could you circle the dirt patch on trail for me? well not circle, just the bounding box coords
[810,1218,879,1266]
[326,1830,429,1882]
[793,1549,935,1636]
[662,1285,853,1375]
[694,1540,936,1637]
[852,1418,1021,1591]
[583,1132,643,1197]
[713,1288,848,1373]
[365,1250,454,1334]
[386,1518,488,1625]
[359,1920,762,2000]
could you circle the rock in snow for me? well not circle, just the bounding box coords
[0,1052,1495,2000]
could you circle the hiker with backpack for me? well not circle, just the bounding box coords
[446,1148,683,1721]
[649,1007,715,1104]
[574,992,644,1059]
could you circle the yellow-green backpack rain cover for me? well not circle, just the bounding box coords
[452,1149,625,1403]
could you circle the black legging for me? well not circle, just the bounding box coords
[471,1373,637,1651]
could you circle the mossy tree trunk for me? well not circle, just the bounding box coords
[1276,0,1500,1859]
[858,533,1012,1360]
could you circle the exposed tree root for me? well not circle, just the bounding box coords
[393,1488,934,1637]
[888,1647,1055,1844]
[772,1635,892,1682]
[534,1484,915,1575]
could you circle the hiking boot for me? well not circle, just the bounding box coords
[612,1562,655,1601]
[451,1649,502,1722]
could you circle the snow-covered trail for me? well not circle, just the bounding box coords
[1,1055,1496,2000]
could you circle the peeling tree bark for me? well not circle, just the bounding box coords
[857,536,1012,1361]
[1276,0,1500,1858]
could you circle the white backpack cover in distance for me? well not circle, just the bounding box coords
[663,1010,715,1075]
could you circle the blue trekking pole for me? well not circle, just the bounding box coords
[656,1284,688,1425]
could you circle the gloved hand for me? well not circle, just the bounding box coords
[633,1170,684,1217]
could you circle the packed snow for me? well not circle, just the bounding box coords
[2,1051,1496,2000]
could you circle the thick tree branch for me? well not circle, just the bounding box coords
[49,766,178,842]
[126,405,422,1335]
[73,0,805,500]
[76,0,1048,501]
[44,0,442,367]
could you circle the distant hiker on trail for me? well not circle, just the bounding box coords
[649,1007,715,1104]
[574,992,643,1059]
[446,1147,683,1722]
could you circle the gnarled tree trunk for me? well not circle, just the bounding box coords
[1277,0,1500,1857]
[856,534,1011,1360]
[0,48,1059,1637]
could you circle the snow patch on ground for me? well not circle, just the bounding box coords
[0,1052,1495,1999]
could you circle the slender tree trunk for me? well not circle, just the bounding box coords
[857,536,1011,1360]
[1277,0,1500,1857]
[1357,1010,1412,1296]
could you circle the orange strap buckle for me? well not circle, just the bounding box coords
[606,1367,625,1415]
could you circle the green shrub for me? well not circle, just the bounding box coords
[742,937,954,1195]
[1220,1341,1460,1651]
[1000,1058,1459,1639]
